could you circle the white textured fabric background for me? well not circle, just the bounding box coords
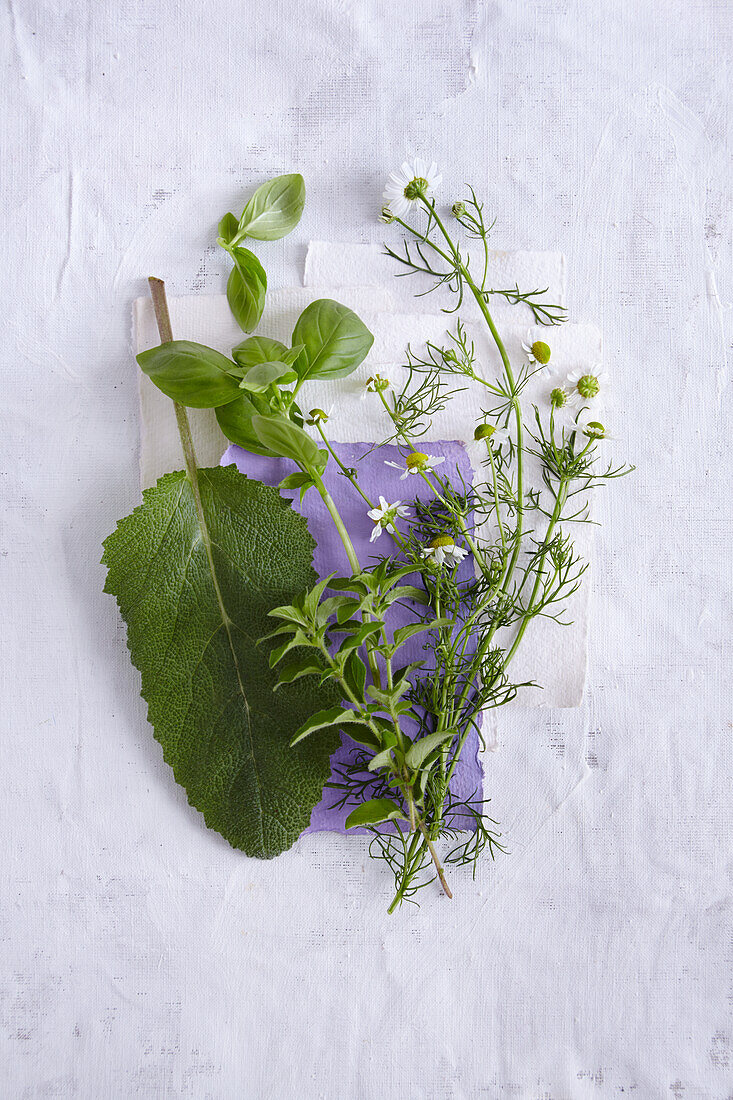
[1,1,731,1097]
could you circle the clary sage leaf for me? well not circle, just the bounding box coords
[237,173,306,241]
[137,341,241,408]
[102,465,340,858]
[291,299,374,381]
[227,246,267,333]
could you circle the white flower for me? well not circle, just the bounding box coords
[366,496,411,542]
[383,158,442,219]
[582,420,609,441]
[385,451,446,480]
[566,365,609,401]
[522,339,552,366]
[474,423,510,447]
[422,536,469,567]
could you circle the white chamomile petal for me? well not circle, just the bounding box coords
[522,340,537,364]
[382,157,442,218]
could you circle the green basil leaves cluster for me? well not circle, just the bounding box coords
[137,174,374,473]
[217,173,305,333]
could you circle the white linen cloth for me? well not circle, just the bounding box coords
[1,1,730,1096]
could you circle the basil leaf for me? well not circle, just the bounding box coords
[344,798,405,829]
[239,362,297,392]
[232,336,290,371]
[137,341,241,408]
[227,246,267,333]
[291,299,374,381]
[251,414,323,468]
[238,173,305,241]
[217,212,239,246]
[216,395,280,457]
[102,466,341,858]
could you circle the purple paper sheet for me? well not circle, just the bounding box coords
[221,440,483,833]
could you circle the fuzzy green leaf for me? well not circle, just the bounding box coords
[405,730,457,770]
[344,798,405,829]
[102,465,341,859]
[289,705,368,746]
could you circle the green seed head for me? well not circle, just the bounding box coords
[550,387,568,408]
[583,420,606,440]
[307,408,329,424]
[404,177,429,201]
[474,423,497,441]
[577,373,600,398]
[531,340,551,365]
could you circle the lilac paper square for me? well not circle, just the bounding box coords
[221,440,484,833]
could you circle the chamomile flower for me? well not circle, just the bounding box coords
[366,496,411,542]
[422,535,468,568]
[522,339,552,366]
[474,423,510,447]
[566,365,609,401]
[385,451,446,480]
[582,420,608,441]
[383,158,442,219]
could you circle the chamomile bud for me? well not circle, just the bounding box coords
[379,205,395,224]
[474,423,509,447]
[550,386,577,409]
[451,201,466,218]
[583,420,606,440]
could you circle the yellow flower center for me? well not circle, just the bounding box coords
[406,452,428,469]
[531,340,551,365]
[430,535,455,549]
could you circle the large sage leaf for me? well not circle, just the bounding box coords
[102,465,340,858]
[292,299,374,381]
[237,173,306,241]
[137,341,241,408]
